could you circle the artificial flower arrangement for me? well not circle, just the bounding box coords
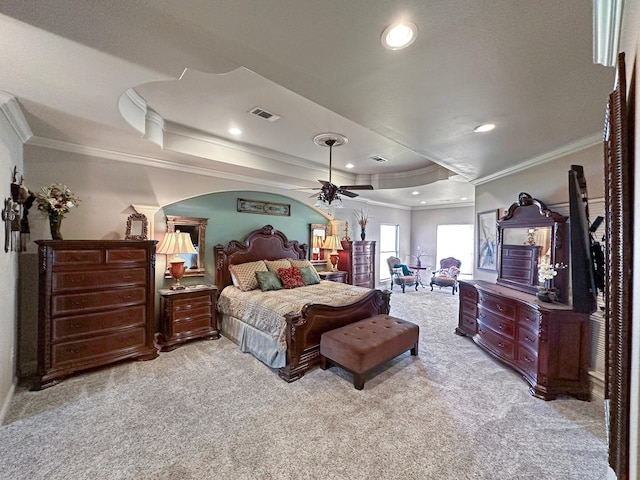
[537,256,566,300]
[353,208,369,229]
[35,183,81,219]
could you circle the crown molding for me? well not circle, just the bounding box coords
[25,136,301,191]
[471,133,603,185]
[0,91,33,143]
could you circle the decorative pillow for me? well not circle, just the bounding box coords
[265,259,292,273]
[288,259,315,270]
[255,271,283,291]
[298,266,320,285]
[277,266,306,289]
[229,260,267,291]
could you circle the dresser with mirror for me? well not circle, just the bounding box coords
[457,193,591,400]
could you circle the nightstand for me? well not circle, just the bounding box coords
[156,285,219,352]
[318,270,348,283]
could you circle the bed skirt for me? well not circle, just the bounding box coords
[219,313,287,368]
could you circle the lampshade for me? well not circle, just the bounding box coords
[322,235,343,253]
[156,230,197,260]
[313,235,324,248]
[157,230,197,290]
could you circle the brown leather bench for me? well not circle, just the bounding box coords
[319,314,419,390]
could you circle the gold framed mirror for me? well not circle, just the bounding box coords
[165,215,208,277]
[309,223,328,267]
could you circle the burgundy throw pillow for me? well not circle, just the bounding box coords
[277,266,305,289]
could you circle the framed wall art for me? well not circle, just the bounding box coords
[477,209,498,271]
[237,198,290,216]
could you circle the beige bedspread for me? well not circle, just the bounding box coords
[217,280,371,347]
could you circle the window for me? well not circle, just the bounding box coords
[379,224,399,281]
[436,224,473,275]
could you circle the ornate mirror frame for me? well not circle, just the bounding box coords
[125,213,148,240]
[496,193,568,301]
[165,215,208,277]
[309,223,328,267]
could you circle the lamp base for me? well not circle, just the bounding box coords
[170,283,187,290]
[330,253,339,272]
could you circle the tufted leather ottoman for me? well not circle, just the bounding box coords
[319,314,419,389]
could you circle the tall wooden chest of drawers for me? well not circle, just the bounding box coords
[338,241,376,289]
[456,279,590,400]
[34,240,158,390]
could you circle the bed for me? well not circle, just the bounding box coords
[214,225,391,382]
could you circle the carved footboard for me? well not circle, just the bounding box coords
[279,289,391,382]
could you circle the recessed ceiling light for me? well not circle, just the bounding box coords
[345,163,354,169]
[412,191,420,195]
[381,21,417,50]
[229,127,242,135]
[473,123,496,133]
[420,201,426,204]
[461,197,468,201]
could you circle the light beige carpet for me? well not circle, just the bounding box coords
[1,288,607,479]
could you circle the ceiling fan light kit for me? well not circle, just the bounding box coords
[312,133,374,208]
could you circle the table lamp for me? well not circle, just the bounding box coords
[322,235,343,271]
[156,230,197,290]
[312,235,324,260]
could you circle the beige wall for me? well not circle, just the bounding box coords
[474,142,605,283]
[0,99,24,422]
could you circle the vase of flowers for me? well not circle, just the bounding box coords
[35,184,81,240]
[354,209,369,241]
[537,256,565,303]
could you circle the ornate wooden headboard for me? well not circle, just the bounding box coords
[214,225,308,289]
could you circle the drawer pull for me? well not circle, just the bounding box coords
[497,342,505,348]
[70,299,89,307]
[525,335,535,343]
[479,312,486,318]
[123,275,133,281]
[70,321,82,330]
[523,355,534,363]
[498,323,505,330]
[120,293,135,300]
[496,304,504,311]
[66,346,84,355]
[70,276,87,284]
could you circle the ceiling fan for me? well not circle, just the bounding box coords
[312,133,373,206]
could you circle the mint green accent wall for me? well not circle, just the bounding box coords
[163,191,327,283]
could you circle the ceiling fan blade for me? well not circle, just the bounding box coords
[318,180,331,187]
[339,185,374,190]
[338,189,359,198]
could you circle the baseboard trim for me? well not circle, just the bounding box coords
[0,379,16,425]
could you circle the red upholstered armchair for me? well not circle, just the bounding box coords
[430,257,461,294]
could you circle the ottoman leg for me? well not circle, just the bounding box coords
[411,343,419,356]
[353,373,365,390]
[320,355,329,370]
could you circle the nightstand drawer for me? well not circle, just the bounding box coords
[173,315,213,335]
[173,304,213,322]
[173,295,213,311]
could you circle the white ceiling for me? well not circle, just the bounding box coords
[0,1,615,208]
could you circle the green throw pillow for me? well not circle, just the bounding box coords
[299,266,320,285]
[255,271,283,291]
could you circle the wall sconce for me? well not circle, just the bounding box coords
[322,235,343,271]
[156,230,197,290]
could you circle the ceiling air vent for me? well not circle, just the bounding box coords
[249,107,281,122]
[369,155,389,163]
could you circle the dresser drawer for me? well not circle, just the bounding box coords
[52,287,146,316]
[460,286,477,303]
[353,262,372,275]
[477,324,515,360]
[52,327,146,366]
[352,243,372,254]
[352,273,372,284]
[516,344,539,379]
[518,324,539,350]
[353,254,372,265]
[478,307,515,339]
[52,268,147,292]
[106,248,148,264]
[52,249,103,266]
[462,298,477,317]
[460,313,477,333]
[52,305,145,341]
[478,293,516,320]
[518,306,541,331]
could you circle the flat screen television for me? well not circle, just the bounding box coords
[568,165,599,314]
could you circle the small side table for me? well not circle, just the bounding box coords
[318,270,348,283]
[156,285,219,352]
[409,266,430,288]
